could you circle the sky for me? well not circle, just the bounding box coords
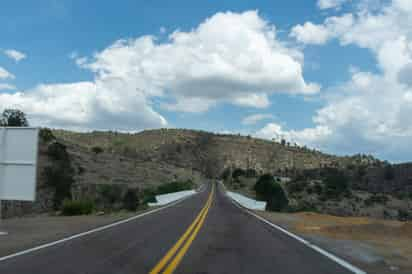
[1,0,412,162]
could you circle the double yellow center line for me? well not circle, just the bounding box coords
[149,184,215,274]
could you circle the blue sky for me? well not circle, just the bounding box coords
[1,0,412,162]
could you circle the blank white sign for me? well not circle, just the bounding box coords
[0,128,39,201]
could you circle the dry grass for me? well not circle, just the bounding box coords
[258,211,412,272]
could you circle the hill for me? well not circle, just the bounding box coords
[2,128,411,220]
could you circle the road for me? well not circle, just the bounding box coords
[0,182,357,274]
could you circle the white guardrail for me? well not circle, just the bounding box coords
[148,190,197,207]
[226,191,267,211]
[218,180,266,211]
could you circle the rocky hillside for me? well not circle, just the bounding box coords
[3,128,411,219]
[53,128,380,177]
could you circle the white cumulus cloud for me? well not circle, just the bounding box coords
[0,11,317,130]
[242,113,274,125]
[4,49,26,62]
[317,0,351,10]
[0,67,15,79]
[285,0,412,161]
[0,83,16,90]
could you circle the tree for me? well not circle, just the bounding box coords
[323,169,349,199]
[0,109,29,127]
[91,146,104,154]
[123,189,139,211]
[384,164,395,180]
[43,142,75,209]
[254,174,289,211]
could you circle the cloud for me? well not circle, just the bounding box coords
[285,0,412,160]
[0,67,15,79]
[255,122,331,146]
[0,11,317,131]
[4,49,26,62]
[81,11,318,113]
[317,0,351,10]
[0,83,16,90]
[290,22,331,45]
[290,14,354,45]
[0,81,167,131]
[242,113,274,125]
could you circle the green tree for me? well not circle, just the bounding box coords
[91,146,104,154]
[0,109,29,126]
[123,189,139,211]
[323,169,349,199]
[384,164,395,180]
[254,174,289,211]
[43,142,74,209]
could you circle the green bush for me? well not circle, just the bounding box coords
[141,180,194,205]
[156,180,194,195]
[44,142,74,209]
[254,174,289,211]
[384,164,395,180]
[98,185,123,208]
[364,194,389,206]
[123,189,139,211]
[323,169,349,199]
[62,199,94,216]
[142,188,157,204]
[221,168,231,180]
[91,146,104,154]
[39,128,56,143]
[232,168,245,179]
[398,209,410,221]
[286,181,305,194]
[245,168,257,178]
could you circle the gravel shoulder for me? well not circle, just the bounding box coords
[0,211,143,257]
[256,211,412,274]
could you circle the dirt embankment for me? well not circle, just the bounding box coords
[258,211,412,274]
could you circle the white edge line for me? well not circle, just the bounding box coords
[0,191,198,263]
[218,182,367,274]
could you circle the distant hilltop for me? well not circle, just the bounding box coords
[53,128,383,177]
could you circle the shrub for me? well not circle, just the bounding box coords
[254,174,289,211]
[47,142,70,161]
[245,168,257,178]
[313,183,323,195]
[323,169,349,199]
[39,128,56,143]
[232,168,245,179]
[141,180,194,205]
[156,180,194,195]
[364,194,389,206]
[384,164,395,180]
[221,168,231,180]
[286,181,305,194]
[44,142,74,209]
[91,146,104,154]
[142,188,157,204]
[398,209,410,221]
[123,189,139,211]
[62,199,94,216]
[98,185,123,208]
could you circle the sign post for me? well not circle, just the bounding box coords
[0,127,7,235]
[0,127,39,236]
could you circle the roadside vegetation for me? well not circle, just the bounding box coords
[222,166,412,220]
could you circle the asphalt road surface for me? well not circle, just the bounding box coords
[0,182,357,274]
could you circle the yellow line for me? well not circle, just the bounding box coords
[149,185,214,274]
[162,187,214,274]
